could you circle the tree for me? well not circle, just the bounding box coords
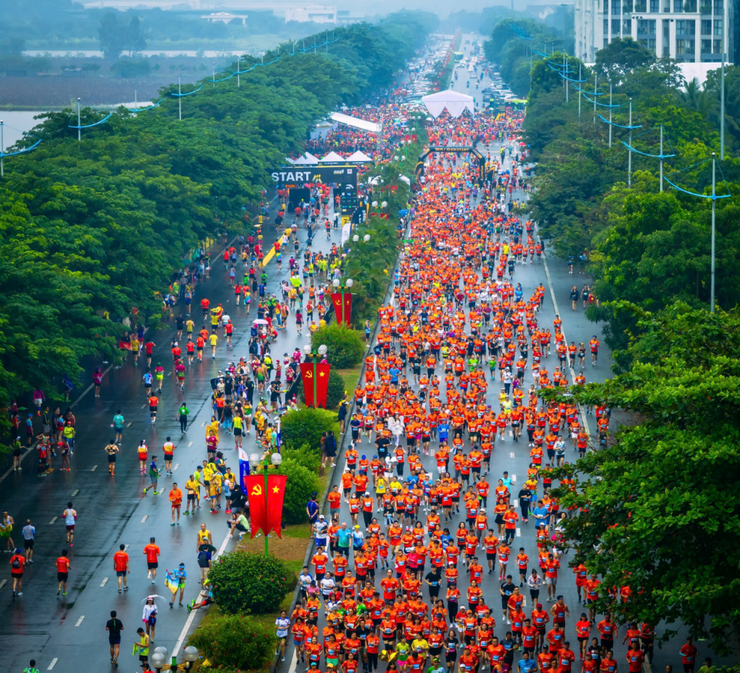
[125,15,147,56]
[553,302,740,654]
[594,37,655,82]
[311,324,364,369]
[98,12,125,59]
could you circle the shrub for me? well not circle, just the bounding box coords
[326,367,347,409]
[278,457,321,525]
[187,611,276,671]
[285,442,322,473]
[311,323,365,368]
[281,407,336,451]
[207,551,292,615]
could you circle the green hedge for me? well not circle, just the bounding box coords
[278,457,322,525]
[281,407,337,451]
[311,324,365,368]
[207,551,293,615]
[187,611,276,672]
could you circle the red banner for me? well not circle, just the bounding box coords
[316,363,331,409]
[244,475,267,538]
[331,292,345,325]
[300,362,316,407]
[412,134,418,143]
[265,474,287,538]
[342,293,352,327]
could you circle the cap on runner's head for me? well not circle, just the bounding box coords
[537,603,542,609]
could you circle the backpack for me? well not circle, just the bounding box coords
[11,557,21,570]
[197,550,210,566]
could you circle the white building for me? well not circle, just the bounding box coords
[574,0,734,65]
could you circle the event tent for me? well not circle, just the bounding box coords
[347,150,374,163]
[319,151,345,163]
[421,90,475,119]
[330,112,382,134]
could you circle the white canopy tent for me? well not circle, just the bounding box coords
[347,150,374,163]
[319,151,345,163]
[290,153,319,165]
[330,112,382,134]
[421,90,475,119]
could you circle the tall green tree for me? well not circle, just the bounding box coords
[553,302,740,654]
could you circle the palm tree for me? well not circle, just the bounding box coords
[679,78,714,119]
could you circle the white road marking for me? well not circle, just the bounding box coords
[201,421,205,427]
[171,509,234,658]
[100,577,109,587]
[514,499,519,508]
[141,515,149,523]
[141,404,146,409]
[188,442,193,447]
[0,579,7,590]
[511,474,517,482]
[516,528,521,537]
[173,463,180,471]
[47,658,58,670]
[75,616,85,627]
[91,465,98,472]
[126,421,133,427]
[49,516,58,524]
[71,489,79,497]
[509,452,515,458]
[123,544,129,552]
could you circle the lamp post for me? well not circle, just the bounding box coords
[150,644,199,671]
[303,344,327,409]
[248,451,283,555]
[332,277,354,325]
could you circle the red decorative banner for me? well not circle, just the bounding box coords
[300,362,316,407]
[331,292,345,325]
[265,475,287,538]
[315,363,331,409]
[342,292,352,327]
[244,475,267,538]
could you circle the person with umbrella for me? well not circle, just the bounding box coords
[141,595,160,641]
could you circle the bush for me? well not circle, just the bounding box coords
[278,457,321,525]
[285,442,322,473]
[281,407,337,451]
[311,323,365,368]
[326,368,347,409]
[188,611,276,671]
[207,551,292,615]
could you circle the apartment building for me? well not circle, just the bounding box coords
[574,0,735,64]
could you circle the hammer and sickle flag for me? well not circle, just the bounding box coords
[244,474,288,538]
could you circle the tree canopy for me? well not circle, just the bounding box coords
[0,14,434,436]
[553,302,740,653]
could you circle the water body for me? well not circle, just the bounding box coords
[1,111,47,148]
[23,50,242,58]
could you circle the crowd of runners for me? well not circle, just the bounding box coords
[3,38,710,673]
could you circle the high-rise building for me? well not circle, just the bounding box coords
[574,0,734,64]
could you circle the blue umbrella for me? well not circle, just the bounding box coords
[398,209,409,216]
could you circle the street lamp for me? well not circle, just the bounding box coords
[248,451,283,555]
[352,234,360,242]
[183,646,200,671]
[363,234,370,243]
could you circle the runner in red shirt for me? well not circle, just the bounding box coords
[56,549,71,596]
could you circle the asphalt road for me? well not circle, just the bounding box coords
[0,203,340,673]
[279,36,724,673]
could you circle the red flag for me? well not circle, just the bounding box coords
[315,362,331,408]
[265,475,287,538]
[412,134,418,143]
[300,362,316,407]
[343,292,352,326]
[244,475,267,538]
[331,292,345,325]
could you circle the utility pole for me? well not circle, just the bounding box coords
[720,53,725,160]
[77,97,81,142]
[628,98,633,187]
[0,120,4,178]
[608,82,613,148]
[178,77,182,121]
[237,55,241,88]
[564,53,569,102]
[659,125,664,192]
[578,63,582,122]
[711,152,716,312]
[212,62,216,87]
[593,72,597,122]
